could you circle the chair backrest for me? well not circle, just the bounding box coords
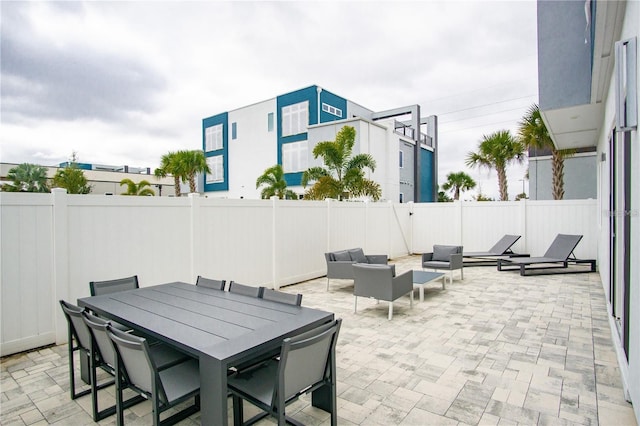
[196,276,226,291]
[277,318,342,405]
[90,275,139,296]
[488,234,521,254]
[352,264,393,299]
[261,288,302,306]
[543,234,583,260]
[59,300,92,351]
[83,311,117,367]
[107,325,161,400]
[228,281,263,298]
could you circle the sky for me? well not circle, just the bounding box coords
[1,0,538,200]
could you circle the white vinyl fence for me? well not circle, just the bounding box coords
[0,190,598,356]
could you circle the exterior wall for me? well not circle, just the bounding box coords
[203,112,229,193]
[227,99,278,199]
[595,0,640,418]
[537,0,593,110]
[399,140,415,203]
[420,146,435,202]
[0,163,176,196]
[0,193,599,356]
[528,153,598,200]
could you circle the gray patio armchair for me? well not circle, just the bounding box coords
[497,234,595,275]
[228,281,264,297]
[324,248,390,290]
[228,318,342,426]
[353,263,413,320]
[90,275,139,296]
[107,325,200,426]
[261,288,303,306]
[422,245,464,285]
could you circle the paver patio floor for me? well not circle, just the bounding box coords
[1,255,636,425]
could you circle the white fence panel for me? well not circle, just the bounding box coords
[1,194,55,356]
[0,193,599,356]
[197,199,273,286]
[525,200,598,259]
[274,200,328,287]
[460,202,526,253]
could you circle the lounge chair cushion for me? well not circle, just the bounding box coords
[433,245,459,262]
[348,248,367,263]
[333,250,352,262]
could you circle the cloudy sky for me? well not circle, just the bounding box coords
[1,0,537,200]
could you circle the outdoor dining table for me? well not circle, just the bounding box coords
[78,281,336,425]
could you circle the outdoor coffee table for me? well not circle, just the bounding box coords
[412,270,446,302]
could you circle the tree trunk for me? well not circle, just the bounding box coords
[173,176,181,197]
[189,174,196,194]
[497,166,508,201]
[454,187,460,200]
[551,150,565,200]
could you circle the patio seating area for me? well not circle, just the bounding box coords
[1,255,636,425]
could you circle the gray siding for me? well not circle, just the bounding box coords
[529,154,597,200]
[399,141,414,202]
[538,0,592,110]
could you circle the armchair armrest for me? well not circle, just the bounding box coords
[421,253,434,262]
[450,253,463,269]
[366,254,388,265]
[392,270,413,299]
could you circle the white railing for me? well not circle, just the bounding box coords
[0,190,598,356]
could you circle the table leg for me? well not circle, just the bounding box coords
[200,355,227,426]
[311,345,337,425]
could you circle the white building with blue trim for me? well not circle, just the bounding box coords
[202,85,438,202]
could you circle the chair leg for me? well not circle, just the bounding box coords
[326,277,330,291]
[354,296,357,313]
[409,291,413,309]
[461,268,464,280]
[388,302,393,320]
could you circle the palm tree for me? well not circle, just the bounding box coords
[176,150,210,194]
[518,104,574,200]
[256,165,297,199]
[442,171,476,200]
[465,130,525,201]
[52,162,92,194]
[120,179,155,196]
[2,163,50,192]
[154,152,183,197]
[301,126,381,201]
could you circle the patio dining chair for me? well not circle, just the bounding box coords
[82,311,189,422]
[228,281,263,298]
[107,325,200,426]
[59,300,111,402]
[228,318,342,426]
[195,275,226,290]
[260,288,302,306]
[90,275,139,296]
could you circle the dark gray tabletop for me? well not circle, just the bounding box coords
[412,270,445,284]
[78,282,333,364]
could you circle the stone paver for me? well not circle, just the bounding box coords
[1,255,636,425]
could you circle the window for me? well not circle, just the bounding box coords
[322,103,342,118]
[282,141,308,173]
[281,101,309,136]
[399,150,404,168]
[205,124,223,151]
[206,155,224,183]
[231,122,237,140]
[267,112,274,132]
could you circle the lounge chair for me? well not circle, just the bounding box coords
[497,234,595,276]
[463,234,528,265]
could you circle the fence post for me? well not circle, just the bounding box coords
[520,198,528,251]
[326,198,333,252]
[52,188,69,344]
[455,200,463,244]
[189,193,201,283]
[272,196,279,289]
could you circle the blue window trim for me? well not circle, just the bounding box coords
[202,112,229,191]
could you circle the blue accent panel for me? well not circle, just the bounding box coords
[59,162,92,170]
[284,172,304,187]
[202,112,229,192]
[319,89,347,123]
[276,86,318,165]
[420,148,434,202]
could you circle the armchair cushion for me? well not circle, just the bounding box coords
[433,245,460,262]
[349,248,367,263]
[333,250,352,262]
